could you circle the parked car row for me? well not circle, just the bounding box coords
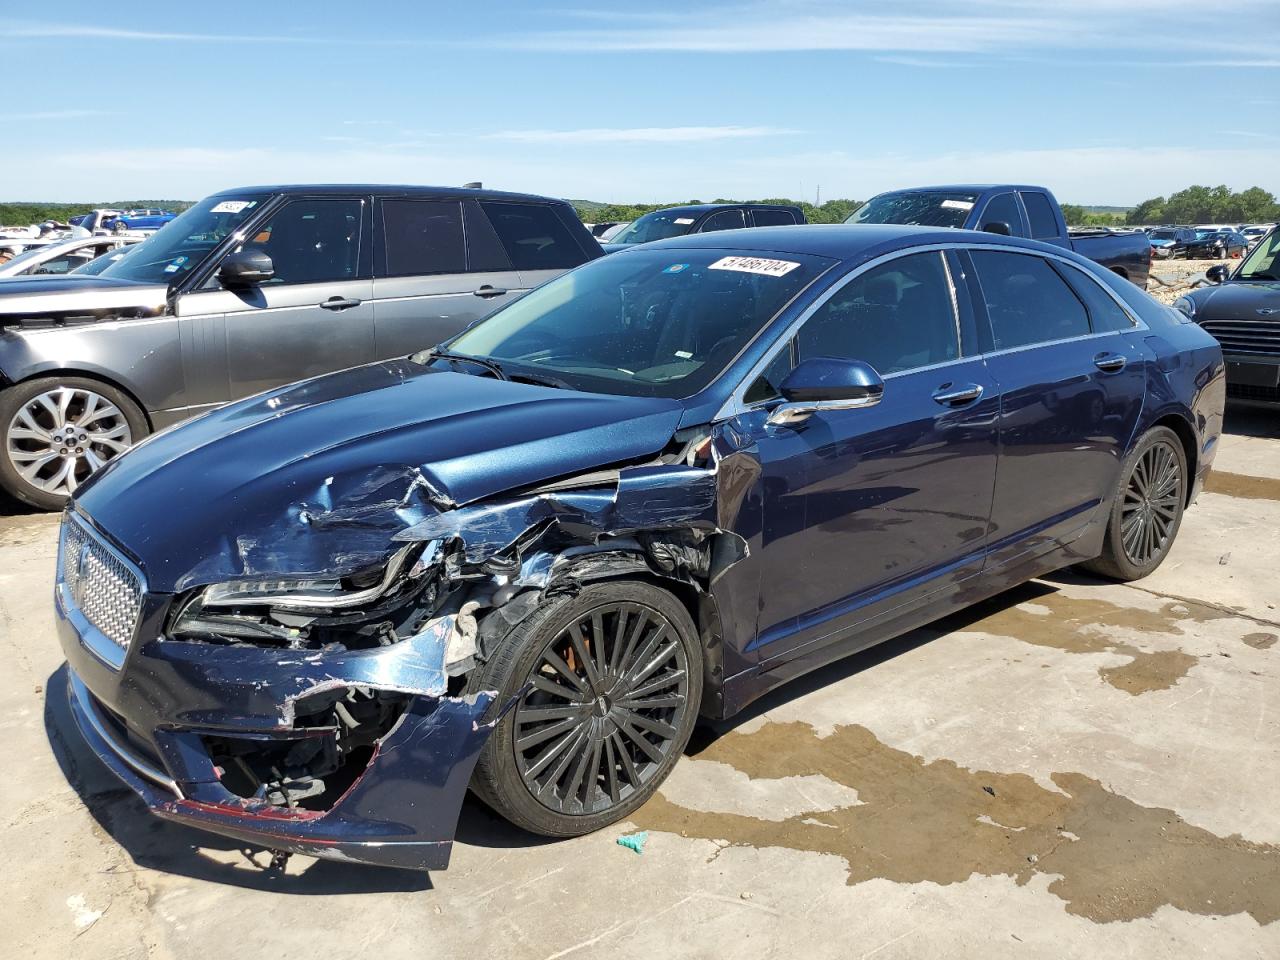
[1144,224,1270,260]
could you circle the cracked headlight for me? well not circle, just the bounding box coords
[201,546,418,610]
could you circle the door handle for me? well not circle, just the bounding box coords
[932,383,984,406]
[473,285,508,299]
[320,296,362,311]
[1094,352,1127,373]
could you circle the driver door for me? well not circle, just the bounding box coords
[175,196,375,404]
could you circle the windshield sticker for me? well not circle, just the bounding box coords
[211,200,256,214]
[163,255,189,274]
[941,199,974,211]
[674,218,696,225]
[663,263,690,274]
[708,256,801,278]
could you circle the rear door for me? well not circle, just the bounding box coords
[965,248,1146,569]
[371,198,524,357]
[176,195,375,401]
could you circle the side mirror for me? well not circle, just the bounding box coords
[1205,264,1229,284]
[219,248,274,287]
[981,221,1012,236]
[768,357,884,426]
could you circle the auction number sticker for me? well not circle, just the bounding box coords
[674,217,696,225]
[708,256,801,277]
[941,199,974,211]
[211,200,257,214]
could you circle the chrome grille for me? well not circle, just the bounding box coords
[59,515,143,652]
[1199,319,1280,356]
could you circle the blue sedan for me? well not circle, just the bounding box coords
[56,224,1224,870]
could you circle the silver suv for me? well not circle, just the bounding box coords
[0,185,602,508]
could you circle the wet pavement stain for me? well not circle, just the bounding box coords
[1244,632,1278,650]
[1204,471,1280,502]
[948,590,1238,695]
[636,722,1280,924]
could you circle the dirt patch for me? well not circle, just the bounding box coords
[637,721,1280,924]
[953,590,1234,695]
[1204,471,1280,502]
[1243,632,1278,650]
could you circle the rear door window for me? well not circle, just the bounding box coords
[969,250,1090,349]
[978,193,1027,238]
[1019,192,1060,240]
[751,209,796,227]
[381,200,466,276]
[700,209,747,233]
[478,201,585,271]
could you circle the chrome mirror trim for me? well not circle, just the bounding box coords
[767,393,881,426]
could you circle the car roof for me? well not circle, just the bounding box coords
[876,184,1049,195]
[209,184,572,204]
[637,223,1079,263]
[644,203,800,216]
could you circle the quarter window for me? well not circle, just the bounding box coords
[1019,192,1060,240]
[1057,263,1134,332]
[479,201,584,271]
[381,200,465,276]
[969,251,1091,349]
[795,252,960,375]
[246,199,363,285]
[978,193,1026,238]
[700,209,747,233]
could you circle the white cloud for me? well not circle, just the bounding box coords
[482,126,797,144]
[0,109,112,121]
[0,20,308,42]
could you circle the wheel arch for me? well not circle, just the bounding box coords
[1148,409,1199,507]
[7,366,155,432]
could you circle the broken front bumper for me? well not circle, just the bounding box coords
[57,586,497,871]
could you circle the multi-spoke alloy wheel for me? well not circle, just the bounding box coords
[1120,439,1183,566]
[1081,426,1187,582]
[515,601,689,815]
[5,387,133,497]
[468,580,701,836]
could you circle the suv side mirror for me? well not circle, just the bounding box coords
[981,221,1012,236]
[219,248,274,287]
[1206,264,1229,284]
[768,357,884,426]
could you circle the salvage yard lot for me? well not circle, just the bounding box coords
[1,409,1277,960]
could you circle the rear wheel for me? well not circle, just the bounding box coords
[468,580,702,837]
[1080,426,1186,581]
[0,377,147,510]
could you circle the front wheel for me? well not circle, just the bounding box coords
[1080,426,1187,581]
[0,377,147,510]
[467,580,702,837]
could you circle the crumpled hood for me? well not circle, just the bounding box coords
[75,358,686,592]
[1188,280,1280,319]
[0,275,167,321]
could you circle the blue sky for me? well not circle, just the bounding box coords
[2,1,1278,205]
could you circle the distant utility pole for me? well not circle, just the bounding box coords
[815,185,821,207]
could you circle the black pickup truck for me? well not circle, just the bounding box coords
[846,184,1151,289]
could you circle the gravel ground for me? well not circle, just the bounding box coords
[1147,255,1246,305]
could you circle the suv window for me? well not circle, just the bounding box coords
[250,199,363,285]
[382,200,465,276]
[478,201,583,271]
[796,252,959,375]
[978,193,1026,238]
[700,209,747,233]
[970,250,1090,349]
[1057,262,1134,332]
[752,209,796,227]
[1020,192,1060,240]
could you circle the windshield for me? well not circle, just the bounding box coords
[1150,229,1176,239]
[448,247,833,398]
[608,210,700,245]
[96,193,268,284]
[846,191,979,228]
[72,244,138,276]
[1238,229,1280,280]
[1,243,67,271]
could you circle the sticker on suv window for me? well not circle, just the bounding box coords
[210,200,256,214]
[708,256,800,277]
[941,199,974,211]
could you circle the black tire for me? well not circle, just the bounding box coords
[1080,426,1187,582]
[0,376,148,510]
[467,579,702,837]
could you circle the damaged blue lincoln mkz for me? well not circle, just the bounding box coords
[57,225,1224,870]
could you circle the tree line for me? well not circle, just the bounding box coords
[0,201,193,227]
[1124,185,1279,226]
